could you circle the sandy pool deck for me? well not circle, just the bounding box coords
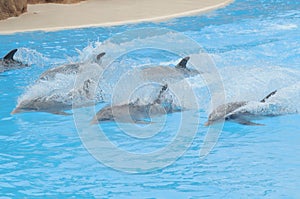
[0,0,233,34]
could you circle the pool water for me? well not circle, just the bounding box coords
[1,0,300,198]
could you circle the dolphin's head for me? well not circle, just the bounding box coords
[11,99,41,114]
[204,114,219,126]
[90,106,114,124]
[204,102,248,126]
[204,106,226,126]
[204,105,230,126]
[204,115,229,126]
[91,103,143,124]
[11,103,37,114]
[11,107,24,114]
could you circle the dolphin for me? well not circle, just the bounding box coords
[11,78,96,115]
[11,53,106,115]
[138,57,200,82]
[0,49,27,73]
[11,97,73,115]
[39,52,106,81]
[204,90,278,126]
[91,84,181,124]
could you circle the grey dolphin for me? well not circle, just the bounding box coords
[0,49,27,73]
[139,57,200,82]
[11,97,73,115]
[39,52,105,81]
[11,78,94,115]
[205,90,277,126]
[91,84,181,124]
[11,52,106,115]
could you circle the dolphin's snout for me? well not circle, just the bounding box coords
[204,121,211,126]
[90,120,97,125]
[90,117,99,125]
[11,108,20,115]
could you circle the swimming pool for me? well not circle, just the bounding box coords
[1,0,300,198]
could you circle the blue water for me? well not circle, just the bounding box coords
[1,0,300,198]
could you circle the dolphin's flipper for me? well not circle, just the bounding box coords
[96,52,106,61]
[3,49,18,60]
[232,118,264,126]
[260,90,277,103]
[175,56,190,69]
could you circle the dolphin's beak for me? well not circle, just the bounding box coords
[90,117,98,125]
[204,121,211,126]
[11,108,20,115]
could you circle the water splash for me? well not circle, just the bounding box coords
[14,48,50,67]
[15,32,300,116]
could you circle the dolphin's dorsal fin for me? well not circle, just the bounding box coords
[175,56,190,69]
[260,90,277,103]
[3,49,18,60]
[96,52,105,61]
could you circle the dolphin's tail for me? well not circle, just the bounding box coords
[260,90,277,103]
[3,49,18,60]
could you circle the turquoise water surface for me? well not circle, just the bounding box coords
[1,0,300,198]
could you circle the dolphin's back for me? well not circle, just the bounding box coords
[39,63,80,80]
[141,66,180,80]
[140,66,198,82]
